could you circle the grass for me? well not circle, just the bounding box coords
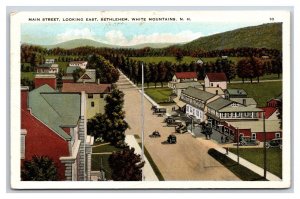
[21,72,35,80]
[130,56,198,64]
[92,143,123,153]
[145,87,173,104]
[208,148,266,181]
[232,73,281,81]
[91,154,112,179]
[138,143,165,181]
[229,148,282,178]
[228,81,282,107]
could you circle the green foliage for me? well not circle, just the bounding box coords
[87,89,129,145]
[108,147,145,181]
[21,78,34,90]
[72,68,85,82]
[56,69,64,90]
[21,156,58,181]
[145,88,173,104]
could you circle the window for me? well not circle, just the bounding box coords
[91,101,95,107]
[217,84,219,87]
[251,133,257,140]
[88,94,93,99]
[275,133,281,138]
[100,94,104,98]
[210,83,213,87]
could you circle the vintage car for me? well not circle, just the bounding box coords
[239,136,260,146]
[266,138,282,149]
[167,134,177,144]
[175,124,187,134]
[149,130,161,138]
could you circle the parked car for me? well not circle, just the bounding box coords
[167,134,177,144]
[149,130,161,138]
[153,108,167,115]
[239,136,260,146]
[266,138,282,149]
[175,124,187,134]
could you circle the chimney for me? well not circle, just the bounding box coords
[243,99,246,105]
[21,86,29,109]
[34,74,57,90]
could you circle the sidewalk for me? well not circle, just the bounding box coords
[215,146,281,181]
[125,135,159,181]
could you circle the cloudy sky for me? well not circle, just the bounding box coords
[21,22,262,46]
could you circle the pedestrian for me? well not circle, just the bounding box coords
[221,136,224,143]
[226,147,229,155]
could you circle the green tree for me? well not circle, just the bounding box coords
[109,147,144,181]
[21,156,58,181]
[175,51,184,63]
[72,68,85,83]
[21,78,34,90]
[56,69,64,91]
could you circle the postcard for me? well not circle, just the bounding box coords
[10,10,291,189]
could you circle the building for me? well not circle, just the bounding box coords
[259,107,279,120]
[203,87,225,98]
[180,87,220,122]
[21,85,94,181]
[62,83,111,119]
[45,58,55,64]
[206,97,262,128]
[63,67,96,84]
[267,94,282,107]
[69,61,88,69]
[230,98,257,107]
[204,73,227,90]
[34,74,57,90]
[224,89,247,99]
[35,63,59,74]
[168,72,200,96]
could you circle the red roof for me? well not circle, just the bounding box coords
[62,83,111,93]
[260,107,277,119]
[175,72,197,79]
[206,73,227,82]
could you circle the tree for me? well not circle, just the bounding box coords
[72,68,85,82]
[109,147,145,181]
[87,89,129,145]
[157,61,167,87]
[175,51,184,63]
[21,156,58,181]
[56,69,64,91]
[237,59,248,83]
[21,78,34,90]
[251,56,264,83]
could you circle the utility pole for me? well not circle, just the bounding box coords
[141,62,145,181]
[263,112,267,178]
[237,127,240,164]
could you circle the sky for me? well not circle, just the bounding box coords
[21,21,263,46]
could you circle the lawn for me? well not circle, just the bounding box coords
[21,72,35,80]
[229,148,282,178]
[92,143,123,153]
[232,73,281,81]
[145,87,173,104]
[91,154,112,179]
[208,148,266,181]
[228,81,282,107]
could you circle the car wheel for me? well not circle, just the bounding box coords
[266,143,270,149]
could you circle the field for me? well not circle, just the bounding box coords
[228,81,282,107]
[229,148,282,178]
[232,73,281,82]
[144,87,173,104]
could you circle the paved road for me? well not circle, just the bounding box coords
[116,72,240,181]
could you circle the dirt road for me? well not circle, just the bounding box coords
[116,72,240,181]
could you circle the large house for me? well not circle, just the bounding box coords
[204,72,227,90]
[69,61,88,69]
[168,72,201,96]
[63,67,96,84]
[224,89,247,99]
[21,85,94,181]
[35,63,59,74]
[180,87,220,122]
[62,83,111,119]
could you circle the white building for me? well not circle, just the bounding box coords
[69,61,88,69]
[204,72,227,90]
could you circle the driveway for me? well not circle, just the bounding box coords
[116,72,240,181]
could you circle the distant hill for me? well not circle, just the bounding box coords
[175,23,282,51]
[40,39,176,49]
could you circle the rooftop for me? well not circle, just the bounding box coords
[207,98,233,111]
[227,120,281,133]
[205,72,227,82]
[69,61,88,64]
[38,63,58,68]
[260,107,278,119]
[62,83,111,94]
[182,87,216,102]
[66,66,80,74]
[175,72,197,79]
[174,81,201,89]
[28,84,81,140]
[219,106,262,113]
[230,98,257,106]
[225,89,247,96]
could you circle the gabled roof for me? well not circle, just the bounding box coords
[225,89,247,96]
[181,87,216,102]
[28,84,81,140]
[260,107,278,119]
[62,83,111,94]
[78,69,96,83]
[175,72,197,79]
[38,63,52,68]
[219,106,262,113]
[205,73,227,82]
[207,98,233,111]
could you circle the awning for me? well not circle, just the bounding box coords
[173,97,186,108]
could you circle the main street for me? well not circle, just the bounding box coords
[116,71,240,180]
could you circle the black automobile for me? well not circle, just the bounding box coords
[266,138,282,149]
[149,130,161,138]
[167,134,177,144]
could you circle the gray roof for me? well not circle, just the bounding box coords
[182,87,215,102]
[175,81,201,89]
[225,89,247,96]
[219,106,262,112]
[230,98,257,106]
[77,69,96,83]
[28,84,81,140]
[207,98,233,110]
[66,66,80,74]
